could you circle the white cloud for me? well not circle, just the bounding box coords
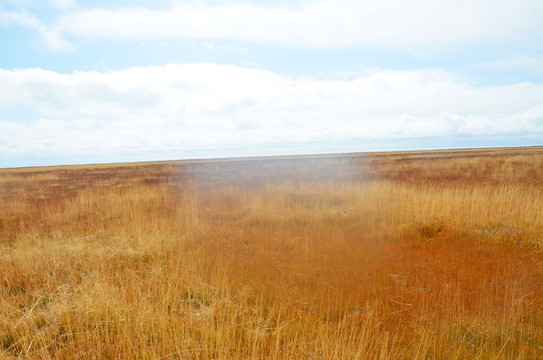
[205,42,215,51]
[0,11,73,51]
[49,0,75,10]
[1,63,542,162]
[54,0,543,50]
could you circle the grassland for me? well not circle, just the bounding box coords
[1,147,543,359]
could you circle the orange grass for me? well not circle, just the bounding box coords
[1,147,543,359]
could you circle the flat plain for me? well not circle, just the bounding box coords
[1,147,543,359]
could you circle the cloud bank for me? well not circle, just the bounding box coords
[3,0,543,51]
[1,63,542,164]
[60,0,543,49]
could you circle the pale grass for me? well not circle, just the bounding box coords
[0,148,542,359]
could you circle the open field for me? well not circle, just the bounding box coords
[1,147,543,359]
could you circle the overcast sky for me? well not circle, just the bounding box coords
[1,0,542,167]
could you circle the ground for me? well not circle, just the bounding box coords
[1,147,542,359]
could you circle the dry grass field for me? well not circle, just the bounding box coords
[1,147,543,359]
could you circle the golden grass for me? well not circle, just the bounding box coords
[1,147,543,359]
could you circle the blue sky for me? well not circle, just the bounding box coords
[1,0,542,167]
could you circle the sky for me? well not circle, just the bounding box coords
[1,0,542,167]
